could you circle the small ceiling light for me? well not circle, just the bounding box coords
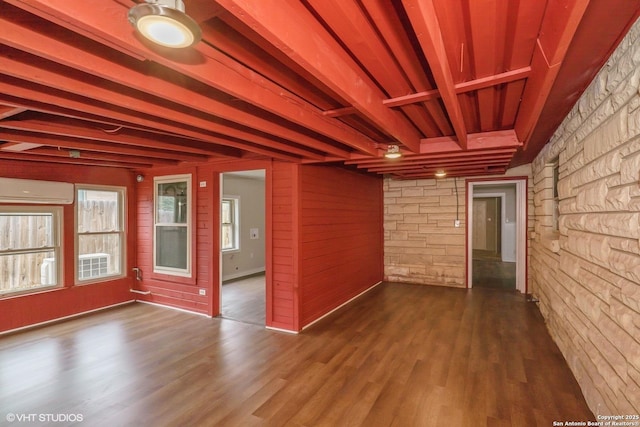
[384,144,402,159]
[128,0,202,49]
[434,170,447,178]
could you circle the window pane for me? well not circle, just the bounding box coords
[77,190,120,233]
[0,251,57,294]
[0,213,53,251]
[156,226,188,269]
[222,224,233,250]
[157,182,188,224]
[78,234,122,279]
[221,200,231,224]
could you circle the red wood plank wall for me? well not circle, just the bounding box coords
[298,165,384,328]
[1,159,382,334]
[270,161,299,330]
[133,165,210,315]
[0,160,135,333]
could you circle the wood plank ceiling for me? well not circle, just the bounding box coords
[0,0,638,178]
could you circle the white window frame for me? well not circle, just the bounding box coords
[0,206,63,297]
[75,184,126,284]
[221,196,240,252]
[154,174,192,277]
[552,160,560,232]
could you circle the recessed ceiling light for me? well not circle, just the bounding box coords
[128,1,201,49]
[434,170,447,178]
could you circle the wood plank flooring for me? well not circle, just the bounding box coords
[0,283,593,426]
[473,250,516,290]
[222,273,266,325]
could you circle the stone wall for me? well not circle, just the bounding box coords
[384,166,533,288]
[384,177,467,287]
[530,18,640,414]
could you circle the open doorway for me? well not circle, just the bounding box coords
[467,179,527,293]
[220,170,266,325]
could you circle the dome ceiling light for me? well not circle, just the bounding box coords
[128,0,202,49]
[384,144,402,159]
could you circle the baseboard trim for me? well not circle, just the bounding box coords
[265,326,298,334]
[0,300,136,336]
[136,300,212,318]
[301,281,382,331]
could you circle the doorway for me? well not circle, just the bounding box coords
[467,179,526,293]
[220,170,266,325]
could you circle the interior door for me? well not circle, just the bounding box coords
[473,197,499,252]
[472,199,487,250]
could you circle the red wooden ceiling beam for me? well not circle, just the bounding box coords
[499,1,547,128]
[396,167,507,179]
[420,130,520,154]
[346,144,517,166]
[0,128,209,162]
[2,1,363,157]
[215,0,422,153]
[0,76,311,163]
[0,151,153,169]
[402,0,468,149]
[0,118,236,158]
[363,1,452,136]
[0,54,317,162]
[0,105,27,120]
[514,0,590,146]
[0,82,245,158]
[467,0,503,132]
[26,147,179,166]
[306,0,440,138]
[364,155,514,173]
[383,67,531,108]
[322,107,358,118]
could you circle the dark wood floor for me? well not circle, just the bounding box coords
[0,283,593,426]
[222,273,266,325]
[473,250,516,290]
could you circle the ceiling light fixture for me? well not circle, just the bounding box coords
[434,170,447,178]
[128,0,202,49]
[384,144,402,159]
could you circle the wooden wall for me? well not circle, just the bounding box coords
[1,158,384,334]
[299,165,384,327]
[133,164,209,315]
[0,160,135,333]
[270,162,299,330]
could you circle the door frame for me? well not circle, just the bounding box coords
[212,162,272,327]
[466,177,528,293]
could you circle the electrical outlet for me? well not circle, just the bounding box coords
[198,289,206,296]
[454,219,460,227]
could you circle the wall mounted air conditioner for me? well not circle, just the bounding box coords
[0,178,74,204]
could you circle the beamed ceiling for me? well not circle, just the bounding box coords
[0,0,639,178]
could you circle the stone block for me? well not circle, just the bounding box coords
[401,187,424,197]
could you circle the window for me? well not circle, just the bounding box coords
[0,207,62,296]
[76,186,125,283]
[154,175,191,276]
[552,161,560,232]
[221,197,239,251]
